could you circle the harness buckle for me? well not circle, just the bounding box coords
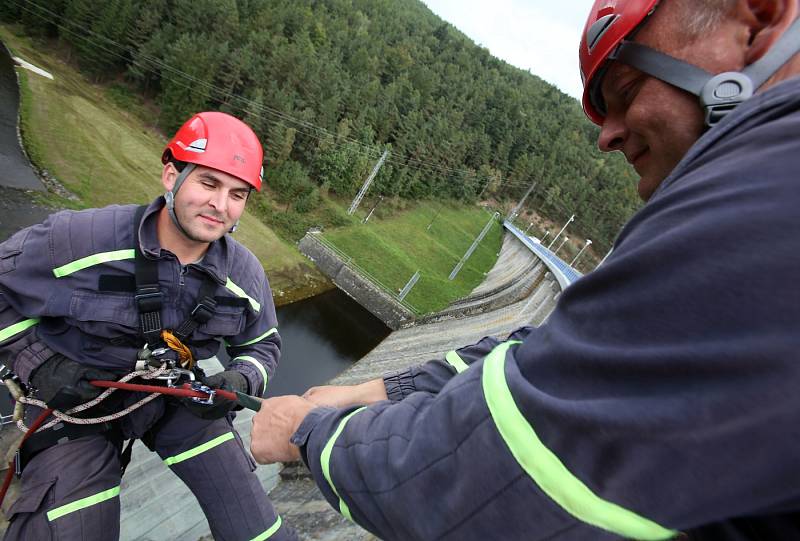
[134,287,163,313]
[190,300,215,324]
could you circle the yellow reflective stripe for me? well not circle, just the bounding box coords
[232,356,268,396]
[249,516,282,541]
[163,432,235,466]
[482,341,677,540]
[52,249,136,278]
[0,318,39,342]
[225,278,261,312]
[229,327,277,347]
[445,350,469,373]
[47,485,120,521]
[321,407,367,522]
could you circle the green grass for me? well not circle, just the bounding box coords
[324,201,503,313]
[1,24,503,313]
[0,24,312,300]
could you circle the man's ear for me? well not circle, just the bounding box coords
[744,0,798,63]
[162,162,178,192]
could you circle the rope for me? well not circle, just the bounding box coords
[15,366,170,433]
[162,330,195,369]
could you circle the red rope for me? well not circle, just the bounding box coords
[0,408,54,510]
[0,380,243,509]
[90,380,238,403]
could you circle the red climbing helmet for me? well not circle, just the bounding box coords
[579,0,660,125]
[579,0,800,127]
[162,111,264,191]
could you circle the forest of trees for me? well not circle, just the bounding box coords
[0,0,641,250]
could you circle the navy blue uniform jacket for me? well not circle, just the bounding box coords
[291,78,800,540]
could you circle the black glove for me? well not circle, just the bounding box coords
[30,354,118,411]
[182,370,248,420]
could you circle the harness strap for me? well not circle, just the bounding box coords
[133,205,165,349]
[173,278,218,342]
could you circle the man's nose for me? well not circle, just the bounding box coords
[597,114,627,153]
[209,190,228,213]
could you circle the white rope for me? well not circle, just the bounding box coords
[16,366,171,434]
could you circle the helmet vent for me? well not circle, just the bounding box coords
[185,138,208,153]
[587,14,618,51]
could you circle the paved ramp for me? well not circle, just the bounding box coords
[0,42,44,191]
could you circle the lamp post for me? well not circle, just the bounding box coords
[524,222,534,235]
[555,236,569,255]
[570,239,593,266]
[547,214,575,249]
[540,231,551,244]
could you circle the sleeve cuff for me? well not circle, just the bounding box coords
[383,369,417,401]
[290,406,335,447]
[15,341,57,384]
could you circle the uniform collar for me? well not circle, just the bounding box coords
[137,196,229,285]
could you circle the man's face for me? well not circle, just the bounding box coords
[596,4,747,201]
[166,164,251,243]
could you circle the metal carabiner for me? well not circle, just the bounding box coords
[189,381,216,405]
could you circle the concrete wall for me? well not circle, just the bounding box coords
[298,231,415,330]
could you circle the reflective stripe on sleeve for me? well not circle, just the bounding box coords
[445,350,469,373]
[232,356,268,396]
[52,249,136,278]
[228,327,277,347]
[249,516,283,541]
[225,278,261,312]
[47,485,120,521]
[481,341,678,541]
[320,406,367,522]
[0,318,39,342]
[163,432,235,466]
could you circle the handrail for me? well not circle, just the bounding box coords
[503,221,582,290]
[312,233,421,315]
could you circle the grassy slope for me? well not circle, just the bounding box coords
[0,25,313,301]
[325,202,502,314]
[2,24,502,314]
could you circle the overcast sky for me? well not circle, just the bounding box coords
[422,1,589,100]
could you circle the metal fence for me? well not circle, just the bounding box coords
[313,234,422,315]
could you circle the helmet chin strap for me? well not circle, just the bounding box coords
[165,163,196,240]
[607,15,800,126]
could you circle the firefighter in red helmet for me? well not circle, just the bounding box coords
[248,2,800,540]
[0,112,297,539]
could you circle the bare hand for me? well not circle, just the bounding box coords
[303,378,388,408]
[250,395,315,464]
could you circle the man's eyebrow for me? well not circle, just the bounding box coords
[197,172,222,182]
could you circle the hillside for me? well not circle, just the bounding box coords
[0,0,639,253]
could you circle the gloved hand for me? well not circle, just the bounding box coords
[182,370,248,420]
[30,354,118,411]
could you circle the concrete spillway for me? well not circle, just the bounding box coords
[268,231,562,540]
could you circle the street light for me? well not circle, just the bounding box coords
[540,231,551,244]
[547,214,575,249]
[524,222,533,235]
[555,236,569,255]
[570,239,593,266]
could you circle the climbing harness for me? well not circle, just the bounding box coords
[0,367,261,509]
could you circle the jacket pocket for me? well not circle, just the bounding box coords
[196,304,246,339]
[68,290,139,338]
[0,228,31,275]
[5,477,56,538]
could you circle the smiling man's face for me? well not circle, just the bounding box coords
[594,1,750,201]
[169,164,250,244]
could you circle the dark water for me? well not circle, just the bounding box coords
[266,288,391,397]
